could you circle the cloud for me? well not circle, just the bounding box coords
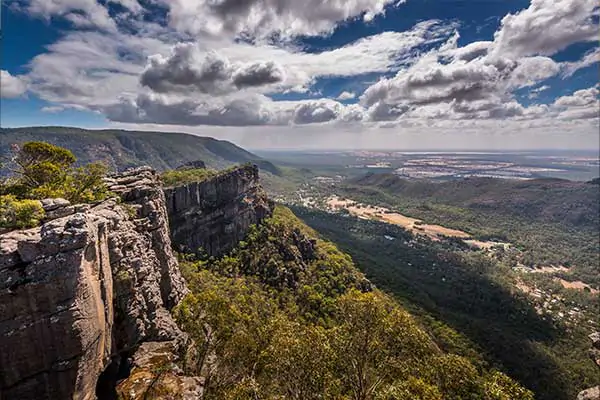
[41,106,65,113]
[360,57,512,110]
[214,20,456,90]
[166,0,400,38]
[528,85,550,99]
[26,30,171,106]
[26,20,452,107]
[562,47,600,77]
[445,41,492,62]
[103,93,274,126]
[553,87,598,108]
[507,56,560,88]
[140,44,285,94]
[490,0,598,58]
[337,91,356,100]
[233,61,285,88]
[18,0,118,31]
[293,100,340,124]
[101,91,366,126]
[1,70,28,98]
[359,34,562,122]
[552,87,599,120]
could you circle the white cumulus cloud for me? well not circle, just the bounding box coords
[1,70,28,98]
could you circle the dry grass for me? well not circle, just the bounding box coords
[555,278,599,294]
[327,196,491,244]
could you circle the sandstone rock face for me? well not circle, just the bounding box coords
[0,167,188,400]
[164,164,274,257]
[116,341,203,400]
[577,386,600,400]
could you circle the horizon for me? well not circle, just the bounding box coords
[3,125,599,153]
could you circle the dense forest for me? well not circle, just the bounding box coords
[290,206,600,400]
[172,206,534,399]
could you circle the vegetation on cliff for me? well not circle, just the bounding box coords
[161,167,218,187]
[174,206,533,399]
[0,141,109,229]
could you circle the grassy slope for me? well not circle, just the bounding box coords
[0,126,260,172]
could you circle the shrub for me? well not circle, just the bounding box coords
[161,168,217,187]
[0,195,45,230]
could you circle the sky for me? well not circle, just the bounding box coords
[0,0,599,150]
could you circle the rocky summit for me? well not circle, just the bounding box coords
[0,165,268,400]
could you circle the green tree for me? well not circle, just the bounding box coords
[333,290,437,400]
[2,142,109,204]
[265,318,340,399]
[13,142,76,190]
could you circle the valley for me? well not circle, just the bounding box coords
[263,149,600,400]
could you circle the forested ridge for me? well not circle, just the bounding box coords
[172,206,533,400]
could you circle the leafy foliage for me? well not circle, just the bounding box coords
[0,195,45,230]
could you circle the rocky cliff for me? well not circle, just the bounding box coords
[0,168,188,400]
[164,164,274,257]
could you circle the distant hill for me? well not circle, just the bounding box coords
[0,126,262,172]
[347,173,600,230]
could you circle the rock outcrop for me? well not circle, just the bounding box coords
[164,164,274,257]
[115,341,203,400]
[589,331,600,368]
[0,167,188,400]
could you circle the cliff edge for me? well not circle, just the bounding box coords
[0,167,188,400]
[164,164,274,257]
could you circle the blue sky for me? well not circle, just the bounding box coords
[1,0,598,149]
